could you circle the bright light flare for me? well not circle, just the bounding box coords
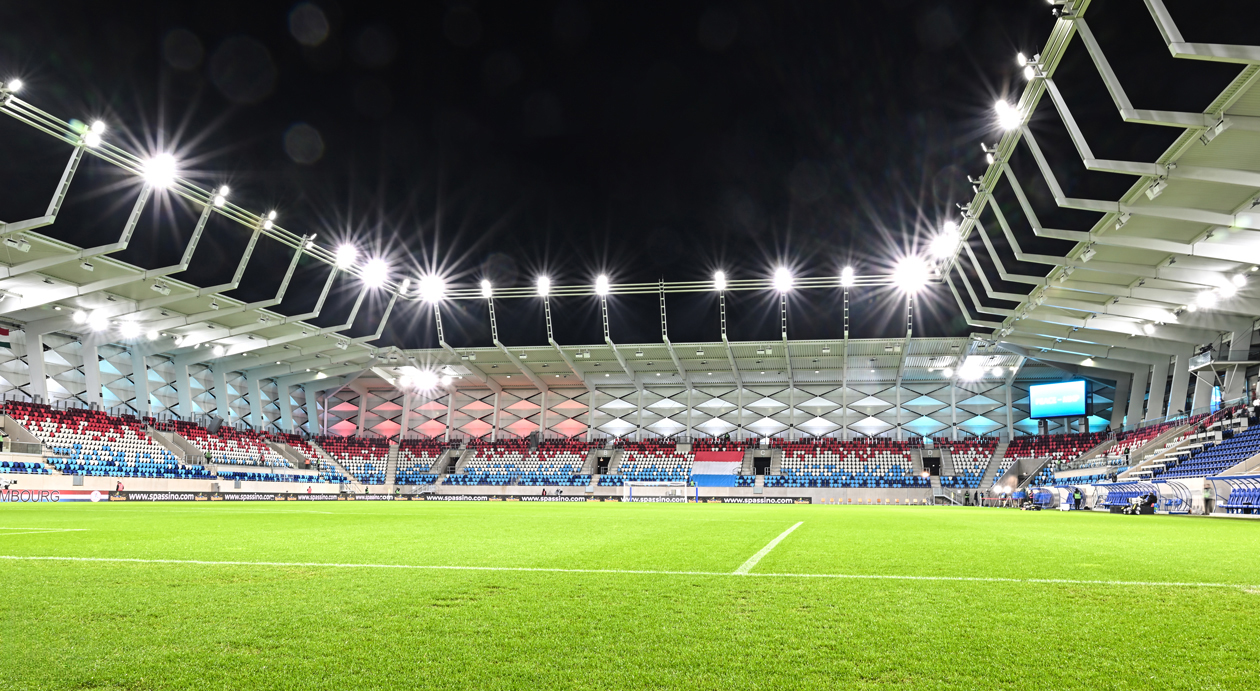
[480,279,493,298]
[713,271,727,291]
[86,310,108,332]
[773,267,793,293]
[991,366,1003,377]
[840,266,855,287]
[536,276,551,297]
[400,367,440,391]
[71,309,87,325]
[5,79,22,92]
[930,222,960,260]
[362,258,389,288]
[1232,273,1248,288]
[418,274,445,303]
[893,255,931,294]
[1197,290,1218,308]
[118,321,140,339]
[1217,282,1237,298]
[146,330,160,341]
[335,244,357,269]
[1142,323,1156,335]
[942,367,954,378]
[142,153,177,188]
[958,362,983,381]
[212,345,226,357]
[595,274,610,296]
[995,100,1022,130]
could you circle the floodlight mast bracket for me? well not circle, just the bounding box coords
[719,290,742,389]
[0,182,151,280]
[659,281,689,386]
[0,191,218,315]
[600,295,641,392]
[0,142,83,237]
[1143,0,1260,64]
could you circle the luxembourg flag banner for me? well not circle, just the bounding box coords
[690,451,744,487]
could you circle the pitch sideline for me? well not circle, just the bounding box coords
[0,554,1253,590]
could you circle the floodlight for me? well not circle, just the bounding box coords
[1082,358,1095,367]
[958,362,983,381]
[142,153,177,188]
[991,366,1003,377]
[942,367,954,378]
[595,274,610,296]
[87,310,108,331]
[362,258,389,288]
[537,276,551,297]
[212,345,226,357]
[929,223,960,259]
[1232,273,1248,288]
[267,210,277,220]
[72,309,87,325]
[892,255,931,294]
[418,274,445,303]
[410,370,440,391]
[480,279,493,298]
[83,130,102,148]
[146,330,159,341]
[1142,323,1156,335]
[1023,65,1036,80]
[335,244,357,269]
[985,152,995,165]
[5,79,21,92]
[773,267,793,293]
[1197,290,1219,308]
[118,321,140,339]
[714,270,727,291]
[1016,53,1028,67]
[995,100,1021,130]
[840,266,855,287]
[440,375,453,386]
[1218,282,1237,298]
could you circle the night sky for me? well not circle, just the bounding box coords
[0,0,1248,350]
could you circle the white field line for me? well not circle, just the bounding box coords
[734,521,803,575]
[3,554,1246,590]
[0,529,89,537]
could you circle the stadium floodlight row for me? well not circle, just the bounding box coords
[0,0,1256,446]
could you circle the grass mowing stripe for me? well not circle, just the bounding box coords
[2,554,1253,590]
[733,521,802,574]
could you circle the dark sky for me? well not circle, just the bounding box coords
[0,0,1249,349]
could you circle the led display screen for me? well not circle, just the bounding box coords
[1028,380,1088,419]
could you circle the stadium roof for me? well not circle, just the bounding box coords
[0,0,1256,409]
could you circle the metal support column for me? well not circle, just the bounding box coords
[81,341,101,409]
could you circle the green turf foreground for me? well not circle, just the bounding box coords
[1,503,1257,690]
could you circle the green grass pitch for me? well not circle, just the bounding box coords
[1,502,1258,689]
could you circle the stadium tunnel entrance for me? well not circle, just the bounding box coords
[753,455,772,476]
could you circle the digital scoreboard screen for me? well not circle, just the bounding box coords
[1028,380,1087,419]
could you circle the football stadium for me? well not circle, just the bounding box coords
[3,1,1260,688]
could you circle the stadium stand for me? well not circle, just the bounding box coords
[766,438,928,488]
[271,432,348,483]
[159,420,290,468]
[1006,432,1108,462]
[0,460,49,475]
[5,402,211,479]
[218,470,325,484]
[519,440,591,486]
[1152,426,1260,480]
[397,438,446,485]
[444,439,529,486]
[1054,472,1109,486]
[938,439,996,489]
[315,435,389,484]
[615,441,693,482]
